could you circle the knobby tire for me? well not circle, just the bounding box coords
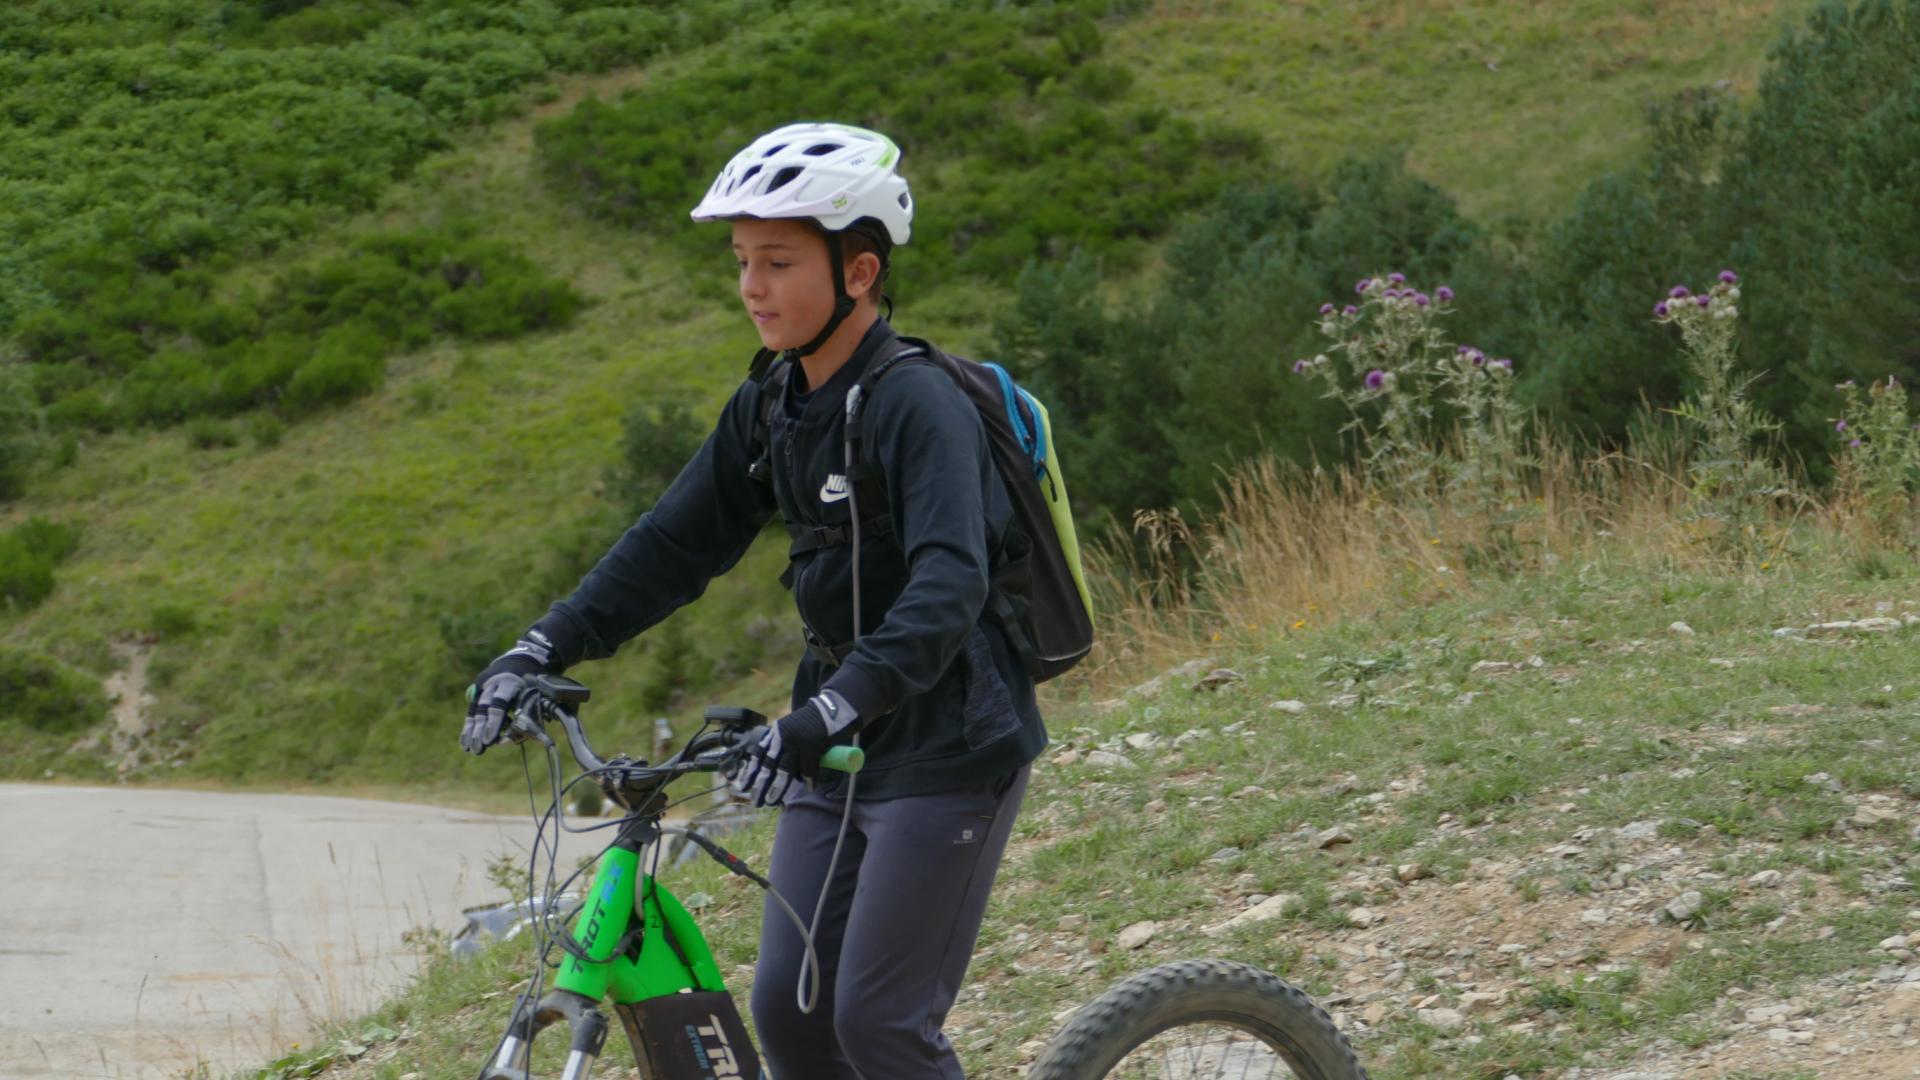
[1027,959,1370,1080]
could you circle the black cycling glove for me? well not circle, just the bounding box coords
[461,620,572,755]
[728,690,857,807]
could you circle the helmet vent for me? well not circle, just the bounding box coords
[761,143,789,158]
[766,166,804,193]
[802,142,843,156]
[730,163,763,194]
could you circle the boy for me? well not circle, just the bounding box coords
[459,122,1046,1079]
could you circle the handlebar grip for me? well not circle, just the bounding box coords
[821,745,864,774]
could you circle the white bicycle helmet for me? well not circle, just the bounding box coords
[690,122,912,245]
[694,122,913,354]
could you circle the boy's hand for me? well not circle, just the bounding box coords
[726,694,851,806]
[728,725,804,808]
[461,630,560,755]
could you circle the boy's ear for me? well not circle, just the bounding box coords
[846,250,884,303]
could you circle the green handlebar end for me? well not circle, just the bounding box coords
[821,745,865,774]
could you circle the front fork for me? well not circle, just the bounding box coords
[485,988,608,1080]
[481,817,735,1080]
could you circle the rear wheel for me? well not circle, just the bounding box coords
[1028,959,1369,1080]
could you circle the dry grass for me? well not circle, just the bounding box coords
[1078,426,1890,691]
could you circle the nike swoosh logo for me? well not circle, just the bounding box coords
[819,475,850,504]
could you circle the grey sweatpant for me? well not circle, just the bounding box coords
[748,765,1030,1080]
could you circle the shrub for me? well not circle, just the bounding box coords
[1519,0,1920,466]
[13,516,78,562]
[248,413,287,449]
[150,604,200,639]
[30,225,586,427]
[1716,0,1920,447]
[0,0,677,481]
[430,259,585,339]
[0,356,37,499]
[43,389,116,433]
[638,616,706,714]
[438,607,523,674]
[995,163,1504,523]
[0,549,54,610]
[534,4,1255,293]
[282,330,386,415]
[2,0,774,323]
[183,416,239,450]
[615,393,706,517]
[0,516,81,610]
[0,648,107,735]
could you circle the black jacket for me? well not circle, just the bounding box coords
[543,320,1046,798]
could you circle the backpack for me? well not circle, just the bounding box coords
[747,336,1094,683]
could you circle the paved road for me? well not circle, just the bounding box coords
[0,784,598,1079]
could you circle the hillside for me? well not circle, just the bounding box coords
[0,0,1816,795]
[251,546,1920,1078]
[13,6,1920,1078]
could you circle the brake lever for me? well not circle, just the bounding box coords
[506,712,554,748]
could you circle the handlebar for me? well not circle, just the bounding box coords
[505,675,864,782]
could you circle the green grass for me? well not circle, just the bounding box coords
[245,549,1920,1077]
[0,1,1818,792]
[1107,0,1808,224]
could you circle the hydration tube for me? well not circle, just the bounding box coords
[795,382,869,1016]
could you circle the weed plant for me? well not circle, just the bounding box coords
[1655,271,1792,559]
[1296,273,1527,518]
[1831,375,1920,546]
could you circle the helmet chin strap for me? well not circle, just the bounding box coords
[790,233,859,359]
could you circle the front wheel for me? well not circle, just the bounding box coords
[1028,959,1369,1080]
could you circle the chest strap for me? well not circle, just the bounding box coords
[786,514,894,559]
[802,625,857,667]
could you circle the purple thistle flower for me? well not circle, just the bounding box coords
[1493,358,1513,370]
[1695,294,1711,308]
[1342,305,1358,316]
[1654,301,1670,317]
[1436,285,1454,302]
[1669,285,1691,299]
[1388,272,1406,284]
[1292,359,1310,374]
[1364,369,1387,390]
[1319,302,1335,315]
[1850,438,1864,448]
[1470,351,1487,367]
[1355,278,1373,295]
[1413,292,1431,307]
[1718,270,1739,284]
[1835,419,1848,432]
[1457,345,1471,354]
[1383,288,1400,300]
